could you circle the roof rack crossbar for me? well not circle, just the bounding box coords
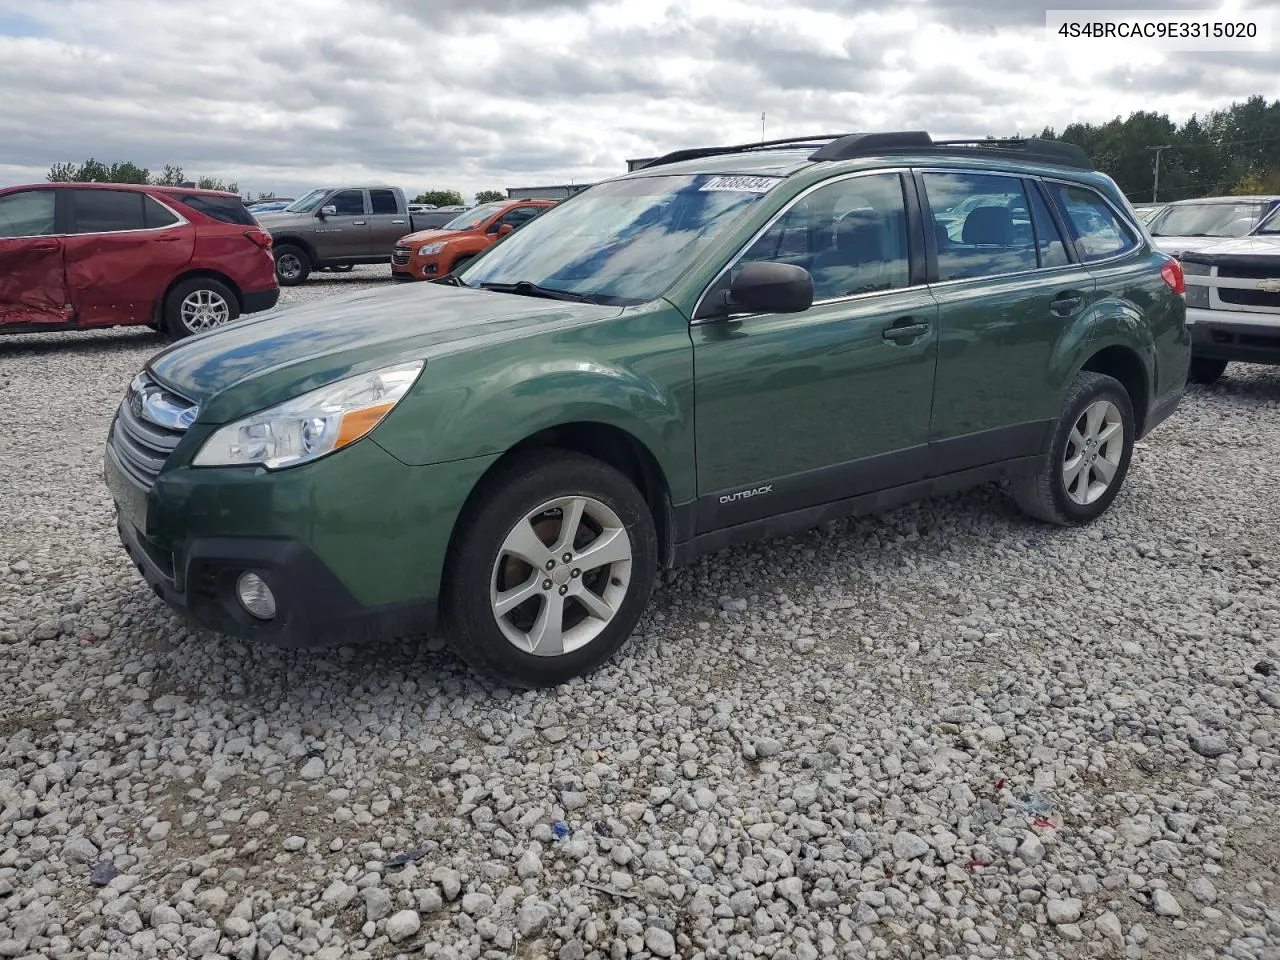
[637,133,850,170]
[808,132,1092,170]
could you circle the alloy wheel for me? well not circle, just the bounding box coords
[1063,399,1124,505]
[179,289,232,333]
[277,254,302,281]
[490,495,632,657]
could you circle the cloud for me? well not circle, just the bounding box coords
[0,0,1275,200]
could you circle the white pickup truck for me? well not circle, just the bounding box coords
[1178,204,1280,384]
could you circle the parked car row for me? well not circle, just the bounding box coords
[102,130,1195,687]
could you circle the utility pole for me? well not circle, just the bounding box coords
[761,112,766,143]
[1148,144,1172,203]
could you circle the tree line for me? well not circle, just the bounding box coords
[1037,94,1280,202]
[47,159,240,194]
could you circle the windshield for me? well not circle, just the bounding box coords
[441,203,503,230]
[1254,205,1280,235]
[1149,201,1267,238]
[458,174,781,305]
[285,189,329,214]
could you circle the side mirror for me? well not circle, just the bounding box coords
[318,204,337,218]
[497,223,514,237]
[724,261,813,315]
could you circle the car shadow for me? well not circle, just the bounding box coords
[0,327,162,358]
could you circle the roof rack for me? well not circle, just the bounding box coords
[635,131,1093,172]
[636,134,848,170]
[808,132,1093,169]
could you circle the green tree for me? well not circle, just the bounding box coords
[414,189,465,207]
[75,158,112,182]
[108,161,150,184]
[46,162,78,182]
[475,189,505,204]
[152,164,186,186]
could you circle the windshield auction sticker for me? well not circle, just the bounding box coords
[699,176,779,193]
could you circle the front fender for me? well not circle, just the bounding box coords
[372,305,697,502]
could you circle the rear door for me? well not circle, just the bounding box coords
[63,189,195,326]
[317,189,372,259]
[367,188,411,253]
[0,188,70,326]
[920,169,1097,472]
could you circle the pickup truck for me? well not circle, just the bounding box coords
[1178,204,1280,384]
[254,185,429,285]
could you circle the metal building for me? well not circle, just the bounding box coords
[505,183,593,201]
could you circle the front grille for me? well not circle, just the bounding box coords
[108,373,195,490]
[1218,263,1280,280]
[1219,287,1280,309]
[391,247,411,265]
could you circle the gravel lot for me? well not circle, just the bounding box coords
[2,265,1278,960]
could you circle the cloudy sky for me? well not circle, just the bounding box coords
[0,0,1276,201]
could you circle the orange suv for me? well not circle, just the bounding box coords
[391,199,555,281]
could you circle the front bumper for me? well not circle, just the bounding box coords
[104,434,497,648]
[1187,307,1280,365]
[115,514,436,648]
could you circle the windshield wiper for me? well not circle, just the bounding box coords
[479,281,596,303]
[432,274,468,287]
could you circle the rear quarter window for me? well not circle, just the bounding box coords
[1046,183,1138,262]
[173,194,256,226]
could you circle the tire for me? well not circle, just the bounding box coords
[1011,371,1135,526]
[326,264,355,273]
[274,244,311,286]
[1188,357,1227,385]
[450,255,474,275]
[163,277,240,338]
[442,451,658,689]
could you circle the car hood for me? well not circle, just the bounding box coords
[147,282,623,424]
[1177,235,1280,257]
[1151,234,1247,257]
[253,211,307,228]
[396,228,462,245]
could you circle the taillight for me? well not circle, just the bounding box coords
[245,229,272,250]
[1160,258,1185,295]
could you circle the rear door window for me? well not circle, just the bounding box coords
[174,193,255,225]
[921,172,1038,281]
[144,196,181,229]
[1046,183,1138,262]
[0,190,57,237]
[70,190,148,233]
[369,190,399,214]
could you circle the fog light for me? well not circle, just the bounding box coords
[235,571,277,620]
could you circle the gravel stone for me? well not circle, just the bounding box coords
[3,301,1278,960]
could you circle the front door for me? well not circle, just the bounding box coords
[919,170,1098,472]
[0,188,70,326]
[692,171,938,531]
[368,188,410,254]
[316,189,371,260]
[63,188,195,326]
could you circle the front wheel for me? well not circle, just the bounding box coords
[1188,357,1227,385]
[1011,372,1135,526]
[442,451,658,688]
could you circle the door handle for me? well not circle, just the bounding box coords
[882,318,930,343]
[154,235,182,243]
[1051,292,1084,316]
[353,220,367,225]
[392,219,406,224]
[28,241,60,252]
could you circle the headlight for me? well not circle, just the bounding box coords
[418,242,446,256]
[192,361,424,469]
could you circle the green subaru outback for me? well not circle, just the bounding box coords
[105,131,1190,687]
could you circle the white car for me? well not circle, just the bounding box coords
[1178,204,1280,384]
[1147,195,1280,258]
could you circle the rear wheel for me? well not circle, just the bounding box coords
[1011,371,1135,526]
[442,451,658,688]
[163,277,240,338]
[274,244,311,286]
[1188,357,1227,385]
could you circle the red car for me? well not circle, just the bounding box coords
[0,182,279,338]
